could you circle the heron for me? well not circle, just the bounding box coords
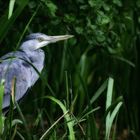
[0,33,73,110]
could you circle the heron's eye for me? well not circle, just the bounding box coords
[37,37,44,42]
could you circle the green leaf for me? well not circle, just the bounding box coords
[0,0,29,43]
[12,119,23,127]
[105,77,123,140]
[85,79,108,111]
[0,80,5,135]
[41,96,75,140]
[8,0,16,19]
[136,0,140,7]
[96,30,106,42]
[75,27,83,34]
[105,102,123,140]
[97,11,110,25]
[64,14,76,23]
[41,0,58,17]
[103,3,110,11]
[106,77,114,110]
[88,0,95,7]
[113,0,122,7]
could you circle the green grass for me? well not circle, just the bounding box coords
[105,77,123,140]
[0,80,5,136]
[0,0,140,139]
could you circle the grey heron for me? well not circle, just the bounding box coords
[0,33,73,110]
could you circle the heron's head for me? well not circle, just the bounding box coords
[20,33,73,51]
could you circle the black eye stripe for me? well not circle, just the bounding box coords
[23,38,44,42]
[23,38,36,42]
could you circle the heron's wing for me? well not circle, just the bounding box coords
[0,58,32,109]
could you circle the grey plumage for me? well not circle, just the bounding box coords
[0,33,73,110]
[0,45,45,109]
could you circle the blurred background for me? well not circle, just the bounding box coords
[0,0,140,139]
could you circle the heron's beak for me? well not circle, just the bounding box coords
[45,35,74,43]
[36,35,73,50]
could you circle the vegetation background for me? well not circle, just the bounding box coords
[0,0,140,140]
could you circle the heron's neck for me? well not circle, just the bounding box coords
[23,49,45,72]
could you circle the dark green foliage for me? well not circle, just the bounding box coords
[0,0,140,139]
